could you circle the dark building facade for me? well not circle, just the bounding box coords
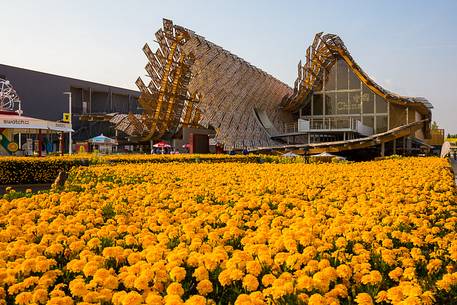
[0,64,140,141]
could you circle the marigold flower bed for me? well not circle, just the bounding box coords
[0,157,456,305]
[0,154,289,185]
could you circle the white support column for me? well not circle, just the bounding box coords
[64,92,72,155]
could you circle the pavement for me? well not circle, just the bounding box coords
[451,159,457,185]
[0,184,52,195]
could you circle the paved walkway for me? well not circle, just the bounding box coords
[451,159,457,185]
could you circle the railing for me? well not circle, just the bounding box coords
[283,122,298,133]
[306,117,356,130]
[279,117,374,136]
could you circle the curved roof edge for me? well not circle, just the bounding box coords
[282,33,432,117]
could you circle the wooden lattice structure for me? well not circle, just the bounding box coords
[126,20,200,140]
[121,19,293,147]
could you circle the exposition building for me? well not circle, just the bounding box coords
[0,65,140,155]
[113,19,432,156]
[1,19,433,156]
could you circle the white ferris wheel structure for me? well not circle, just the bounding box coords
[0,78,21,113]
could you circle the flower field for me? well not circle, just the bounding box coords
[0,157,456,305]
[0,154,288,185]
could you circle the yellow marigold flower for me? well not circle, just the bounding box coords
[335,237,347,248]
[67,259,85,273]
[421,291,435,305]
[46,296,73,305]
[382,238,393,248]
[317,259,330,270]
[134,274,150,291]
[298,293,309,302]
[82,261,100,277]
[426,259,442,274]
[218,269,232,287]
[242,274,259,292]
[196,279,213,296]
[246,260,262,277]
[121,291,143,305]
[87,237,101,249]
[145,293,163,305]
[184,295,206,305]
[388,267,403,282]
[83,291,101,303]
[163,294,184,305]
[170,266,187,282]
[112,291,127,305]
[69,240,85,252]
[402,267,416,280]
[192,266,209,281]
[167,282,184,296]
[69,278,87,297]
[32,288,48,304]
[296,274,313,291]
[261,274,276,287]
[387,286,404,303]
[361,270,382,285]
[127,252,143,265]
[355,293,373,305]
[234,294,252,305]
[103,274,119,290]
[375,290,388,303]
[326,284,348,299]
[92,268,110,285]
[15,292,33,305]
[436,273,457,291]
[336,264,352,280]
[308,293,326,305]
[45,243,64,256]
[449,241,457,262]
[312,271,330,293]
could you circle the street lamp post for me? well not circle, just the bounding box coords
[63,92,72,155]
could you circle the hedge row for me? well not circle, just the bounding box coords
[0,154,300,185]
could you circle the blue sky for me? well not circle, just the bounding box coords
[2,0,456,133]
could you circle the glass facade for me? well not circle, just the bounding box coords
[312,94,323,115]
[307,59,388,132]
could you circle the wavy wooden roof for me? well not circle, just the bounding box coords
[281,33,433,117]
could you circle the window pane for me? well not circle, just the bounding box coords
[362,85,374,114]
[376,115,388,133]
[325,92,336,115]
[376,95,388,113]
[348,68,360,89]
[312,94,323,115]
[348,92,361,114]
[301,102,311,116]
[336,92,349,115]
[301,96,312,116]
[325,64,337,91]
[362,116,374,129]
[336,60,348,90]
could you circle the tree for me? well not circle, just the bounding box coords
[431,121,439,130]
